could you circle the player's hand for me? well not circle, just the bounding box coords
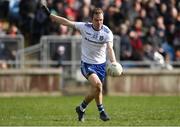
[41,5,50,16]
[111,61,117,64]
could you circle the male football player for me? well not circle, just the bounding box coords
[41,4,117,122]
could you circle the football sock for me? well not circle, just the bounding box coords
[97,104,105,113]
[79,100,88,112]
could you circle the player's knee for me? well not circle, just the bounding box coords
[94,82,103,94]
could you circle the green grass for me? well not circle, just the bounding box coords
[0,96,180,126]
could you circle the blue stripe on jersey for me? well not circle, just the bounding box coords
[84,37,107,44]
[80,61,106,82]
[85,23,91,28]
[102,26,110,33]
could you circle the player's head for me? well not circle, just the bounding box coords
[91,8,104,31]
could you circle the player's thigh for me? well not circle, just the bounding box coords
[88,73,102,88]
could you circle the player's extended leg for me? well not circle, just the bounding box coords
[75,86,94,122]
[88,73,103,105]
[75,75,97,122]
[88,73,110,121]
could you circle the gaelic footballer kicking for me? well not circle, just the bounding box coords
[41,3,122,122]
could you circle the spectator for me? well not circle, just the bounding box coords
[0,60,8,69]
[144,25,162,67]
[162,41,175,61]
[104,4,124,33]
[7,24,21,37]
[158,2,169,23]
[173,15,180,61]
[54,0,65,17]
[166,23,176,46]
[155,16,166,44]
[58,25,69,35]
[19,0,38,33]
[118,24,132,60]
[128,0,142,26]
[0,20,6,35]
[129,30,143,60]
[91,0,110,10]
[143,42,154,60]
[0,42,15,69]
[145,0,159,26]
[31,2,51,45]
[138,8,151,29]
[8,0,20,24]
[64,0,78,21]
[112,0,125,28]
[132,18,146,38]
[77,4,91,22]
[145,26,162,51]
[0,0,9,19]
[166,6,178,25]
[120,0,132,19]
[52,45,66,67]
[175,49,180,61]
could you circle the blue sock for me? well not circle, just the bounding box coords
[97,104,105,113]
[79,100,88,112]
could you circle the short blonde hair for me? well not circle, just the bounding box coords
[91,8,104,18]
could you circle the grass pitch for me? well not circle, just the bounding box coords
[0,96,180,126]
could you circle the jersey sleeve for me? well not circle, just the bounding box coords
[74,22,85,33]
[106,30,114,43]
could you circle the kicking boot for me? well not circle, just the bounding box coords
[75,106,85,122]
[100,111,110,121]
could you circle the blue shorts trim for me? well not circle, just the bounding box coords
[80,61,106,82]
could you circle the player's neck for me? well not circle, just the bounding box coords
[92,24,102,31]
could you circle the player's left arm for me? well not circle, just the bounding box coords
[107,41,117,63]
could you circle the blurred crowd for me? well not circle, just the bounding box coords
[0,0,180,69]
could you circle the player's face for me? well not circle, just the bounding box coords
[92,13,104,31]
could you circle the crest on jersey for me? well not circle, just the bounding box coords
[99,36,104,41]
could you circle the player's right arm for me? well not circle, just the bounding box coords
[50,14,75,28]
[41,5,75,28]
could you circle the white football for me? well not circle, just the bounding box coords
[106,62,123,77]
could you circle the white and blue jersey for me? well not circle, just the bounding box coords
[75,22,113,64]
[74,22,113,81]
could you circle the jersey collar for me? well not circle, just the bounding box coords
[91,24,103,31]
